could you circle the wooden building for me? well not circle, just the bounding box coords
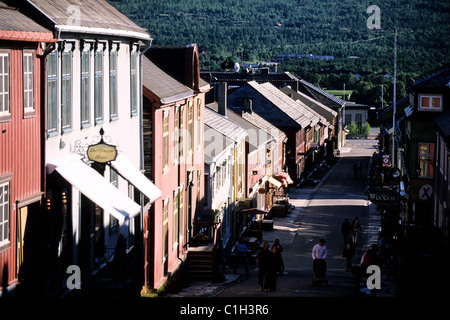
[142,45,210,291]
[0,0,55,295]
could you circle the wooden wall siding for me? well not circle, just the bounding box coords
[0,43,42,289]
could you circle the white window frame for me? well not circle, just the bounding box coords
[46,49,58,135]
[0,51,10,120]
[61,44,73,132]
[418,94,443,112]
[23,50,35,116]
[0,179,11,250]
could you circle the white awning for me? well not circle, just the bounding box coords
[51,156,141,224]
[110,154,162,204]
[268,176,282,188]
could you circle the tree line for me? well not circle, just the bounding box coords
[110,0,449,104]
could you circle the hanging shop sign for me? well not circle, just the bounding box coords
[367,187,399,205]
[87,143,117,163]
[87,128,117,163]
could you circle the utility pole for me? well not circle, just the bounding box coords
[392,28,397,168]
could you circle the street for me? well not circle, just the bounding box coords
[216,138,379,297]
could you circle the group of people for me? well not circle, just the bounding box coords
[228,215,385,292]
[256,239,285,292]
[232,237,285,292]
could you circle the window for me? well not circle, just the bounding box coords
[418,142,434,178]
[188,101,193,155]
[46,50,58,134]
[173,189,179,249]
[163,198,169,263]
[109,44,118,120]
[197,99,202,150]
[23,51,34,115]
[174,106,179,165]
[130,45,138,115]
[163,110,170,173]
[179,186,184,242]
[61,46,72,131]
[0,51,10,120]
[419,94,443,111]
[94,43,104,124]
[81,43,91,127]
[0,181,10,249]
[179,104,184,162]
[355,113,363,133]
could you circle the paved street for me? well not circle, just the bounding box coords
[216,138,379,297]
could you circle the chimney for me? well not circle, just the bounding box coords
[217,82,227,117]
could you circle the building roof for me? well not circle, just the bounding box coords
[201,70,300,89]
[248,81,313,128]
[0,1,54,41]
[280,86,337,124]
[204,107,247,163]
[142,55,193,105]
[207,102,272,153]
[204,107,247,144]
[434,110,450,139]
[411,66,450,89]
[24,0,150,40]
[299,79,345,110]
[260,82,322,127]
[147,45,210,92]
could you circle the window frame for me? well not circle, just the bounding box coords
[23,50,35,117]
[418,94,443,112]
[0,50,11,121]
[418,142,435,178]
[0,176,12,251]
[61,43,73,132]
[81,41,92,129]
[46,49,58,135]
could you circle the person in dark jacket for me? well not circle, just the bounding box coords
[256,243,274,292]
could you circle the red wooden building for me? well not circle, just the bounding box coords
[0,1,55,295]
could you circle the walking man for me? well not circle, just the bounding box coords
[312,238,328,275]
[351,216,362,244]
[256,243,274,292]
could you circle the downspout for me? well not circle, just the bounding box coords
[139,37,153,295]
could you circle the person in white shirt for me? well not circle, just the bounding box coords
[312,239,328,260]
[312,239,328,275]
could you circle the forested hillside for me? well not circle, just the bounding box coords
[110,0,449,104]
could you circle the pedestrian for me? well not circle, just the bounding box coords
[352,163,358,179]
[270,246,279,291]
[342,237,355,272]
[312,238,328,275]
[351,216,362,244]
[272,238,285,275]
[360,244,379,273]
[256,242,274,292]
[341,218,352,245]
[233,237,249,276]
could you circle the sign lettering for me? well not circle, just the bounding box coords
[87,143,117,163]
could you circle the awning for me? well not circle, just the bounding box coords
[110,153,162,204]
[268,176,282,188]
[50,156,141,224]
[239,208,269,215]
